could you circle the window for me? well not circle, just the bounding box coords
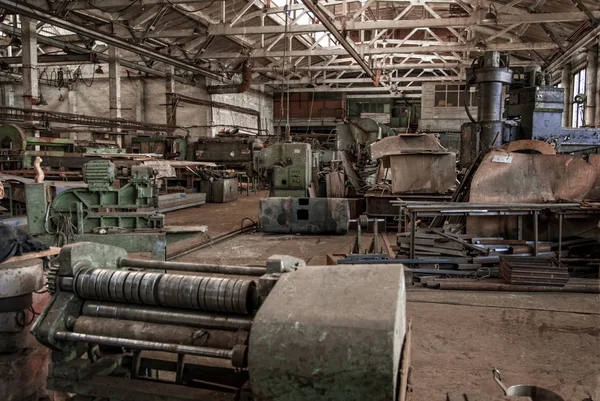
[434,84,478,107]
[572,69,586,128]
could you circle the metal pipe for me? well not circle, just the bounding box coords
[73,316,248,349]
[0,0,225,81]
[54,331,235,359]
[119,258,266,276]
[82,301,252,331]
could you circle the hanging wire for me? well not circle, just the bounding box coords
[85,0,139,13]
[165,0,216,12]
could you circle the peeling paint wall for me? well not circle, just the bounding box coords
[0,63,273,143]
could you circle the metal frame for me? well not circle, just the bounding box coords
[0,0,595,95]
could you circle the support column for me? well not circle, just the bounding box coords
[108,45,122,147]
[21,17,39,117]
[165,65,176,129]
[596,42,600,126]
[561,63,571,127]
[586,46,597,127]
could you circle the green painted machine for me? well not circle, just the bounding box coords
[26,160,206,260]
[254,142,312,197]
[0,124,127,170]
[30,242,409,401]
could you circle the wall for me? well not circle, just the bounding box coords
[0,63,273,143]
[211,83,274,137]
[418,82,476,132]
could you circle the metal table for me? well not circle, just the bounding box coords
[391,202,581,260]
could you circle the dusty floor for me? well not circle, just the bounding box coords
[165,193,600,401]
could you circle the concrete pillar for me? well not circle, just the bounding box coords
[165,65,176,129]
[561,63,571,127]
[21,17,38,116]
[108,46,122,147]
[585,46,597,127]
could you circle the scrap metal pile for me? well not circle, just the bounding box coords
[30,242,409,401]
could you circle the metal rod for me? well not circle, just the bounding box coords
[119,258,266,276]
[73,316,248,349]
[410,211,416,260]
[54,331,234,359]
[558,214,563,263]
[167,227,249,261]
[534,210,539,257]
[0,0,225,81]
[82,301,253,331]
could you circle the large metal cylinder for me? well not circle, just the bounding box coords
[259,197,350,234]
[474,51,512,148]
[82,301,253,331]
[72,268,257,314]
[0,259,49,401]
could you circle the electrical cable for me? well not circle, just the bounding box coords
[165,0,216,13]
[85,0,139,14]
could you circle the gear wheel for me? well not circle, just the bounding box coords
[46,265,59,295]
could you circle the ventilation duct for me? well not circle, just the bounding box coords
[208,62,252,94]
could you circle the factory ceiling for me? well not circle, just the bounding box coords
[0,0,598,96]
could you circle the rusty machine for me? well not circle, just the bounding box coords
[31,242,409,401]
[461,51,600,167]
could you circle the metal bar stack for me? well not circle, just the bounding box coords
[499,256,570,287]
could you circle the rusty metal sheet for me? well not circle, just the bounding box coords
[498,140,556,155]
[389,153,456,194]
[470,151,600,203]
[370,134,450,159]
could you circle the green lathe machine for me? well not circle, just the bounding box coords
[26,160,206,260]
[253,142,312,197]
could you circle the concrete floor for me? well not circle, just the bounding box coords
[165,192,600,401]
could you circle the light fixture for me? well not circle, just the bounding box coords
[482,5,497,23]
[58,89,64,102]
[95,65,104,74]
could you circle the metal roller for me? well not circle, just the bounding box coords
[81,301,253,331]
[69,269,257,314]
[118,258,267,276]
[72,316,249,350]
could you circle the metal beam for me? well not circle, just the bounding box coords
[0,23,196,85]
[269,86,422,93]
[0,0,225,81]
[203,41,559,59]
[300,0,376,80]
[25,0,215,10]
[209,11,600,35]
[0,54,95,65]
[263,75,464,85]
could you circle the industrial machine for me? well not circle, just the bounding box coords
[259,197,350,234]
[461,51,600,166]
[25,160,206,260]
[0,124,128,171]
[254,142,312,197]
[0,257,49,401]
[32,242,408,401]
[194,137,263,169]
